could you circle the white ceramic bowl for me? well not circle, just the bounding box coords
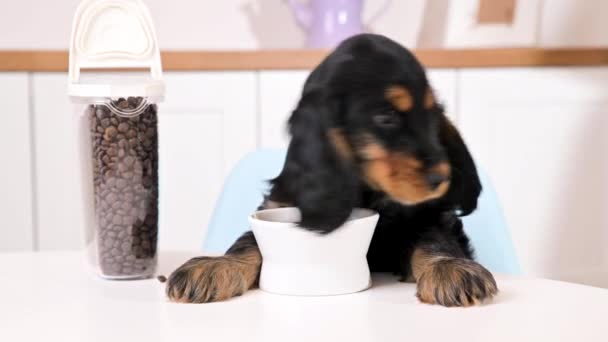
[249,207,379,296]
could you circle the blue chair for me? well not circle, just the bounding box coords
[203,149,522,275]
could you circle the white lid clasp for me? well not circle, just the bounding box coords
[68,0,164,100]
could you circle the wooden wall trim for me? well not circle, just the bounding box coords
[2,49,608,71]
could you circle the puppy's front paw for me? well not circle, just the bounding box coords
[166,256,254,303]
[416,258,497,307]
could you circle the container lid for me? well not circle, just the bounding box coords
[68,0,164,100]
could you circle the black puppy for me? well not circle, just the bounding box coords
[166,34,497,307]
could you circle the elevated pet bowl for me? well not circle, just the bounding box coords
[249,207,379,296]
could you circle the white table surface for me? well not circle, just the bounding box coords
[0,251,606,342]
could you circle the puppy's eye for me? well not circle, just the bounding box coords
[373,110,400,128]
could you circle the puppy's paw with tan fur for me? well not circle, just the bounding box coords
[416,257,498,307]
[165,256,254,303]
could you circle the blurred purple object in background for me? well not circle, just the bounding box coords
[286,0,390,48]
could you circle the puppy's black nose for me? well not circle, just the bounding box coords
[426,173,447,190]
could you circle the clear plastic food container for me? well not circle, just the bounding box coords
[69,0,164,279]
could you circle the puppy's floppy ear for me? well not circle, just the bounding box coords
[439,115,482,216]
[276,89,359,233]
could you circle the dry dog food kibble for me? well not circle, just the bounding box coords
[87,97,159,277]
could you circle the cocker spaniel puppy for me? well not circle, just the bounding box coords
[165,34,497,307]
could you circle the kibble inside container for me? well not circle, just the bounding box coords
[86,97,159,278]
[69,0,165,279]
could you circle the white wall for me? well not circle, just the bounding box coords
[2,0,608,49]
[0,0,425,49]
[539,0,608,47]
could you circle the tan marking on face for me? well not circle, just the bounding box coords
[385,85,413,112]
[328,128,353,160]
[355,134,393,160]
[358,141,389,160]
[355,134,451,204]
[430,161,451,180]
[361,152,450,205]
[424,87,435,109]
